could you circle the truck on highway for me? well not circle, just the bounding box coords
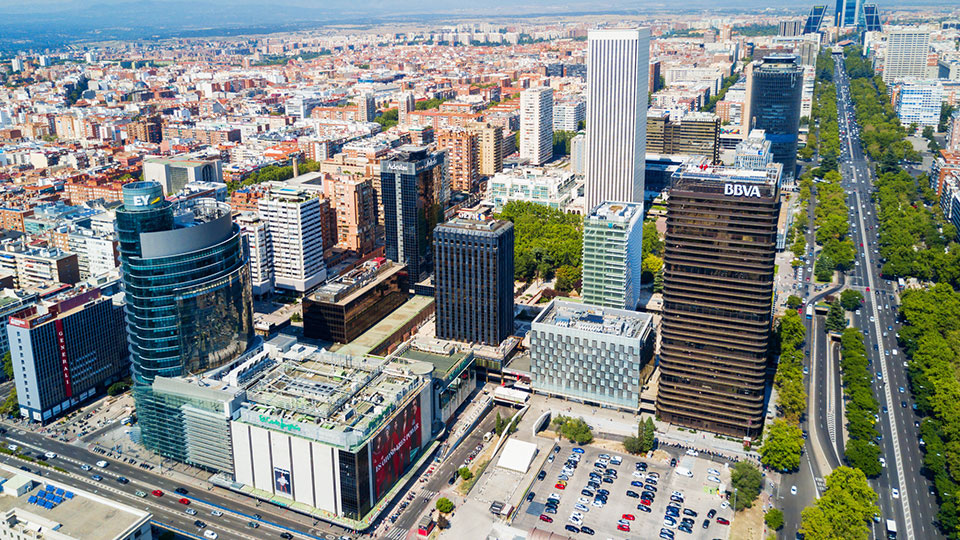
[886,518,897,539]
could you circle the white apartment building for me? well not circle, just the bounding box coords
[486,167,578,212]
[236,212,274,297]
[585,28,649,211]
[520,87,554,166]
[896,80,943,130]
[258,186,327,293]
[553,100,585,132]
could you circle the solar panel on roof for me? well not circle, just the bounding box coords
[64,492,73,499]
[45,485,53,491]
[55,488,64,495]
[27,496,36,504]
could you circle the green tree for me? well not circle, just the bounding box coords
[552,130,577,156]
[458,466,473,481]
[730,461,763,511]
[642,417,656,452]
[497,201,582,283]
[652,268,664,293]
[844,438,882,477]
[641,255,663,283]
[623,434,644,454]
[558,417,593,444]
[2,352,11,380]
[436,497,455,513]
[800,466,878,540]
[554,265,581,292]
[0,388,17,416]
[107,381,129,396]
[825,300,847,332]
[642,221,664,257]
[765,508,784,530]
[786,295,803,310]
[760,419,804,472]
[840,289,864,311]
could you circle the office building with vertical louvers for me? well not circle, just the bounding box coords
[656,162,782,438]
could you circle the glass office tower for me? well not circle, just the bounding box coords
[749,54,804,179]
[116,181,253,458]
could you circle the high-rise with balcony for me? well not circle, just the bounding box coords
[656,162,782,438]
[748,54,803,179]
[581,202,644,310]
[115,181,253,458]
[258,186,328,293]
[646,109,721,164]
[434,218,514,346]
[520,87,554,166]
[585,28,649,211]
[438,128,479,193]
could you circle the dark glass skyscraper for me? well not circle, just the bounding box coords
[116,181,253,457]
[749,54,803,179]
[380,146,448,283]
[655,163,781,439]
[434,218,514,346]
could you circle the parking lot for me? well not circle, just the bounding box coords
[514,441,734,539]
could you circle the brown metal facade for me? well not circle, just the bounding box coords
[655,175,779,439]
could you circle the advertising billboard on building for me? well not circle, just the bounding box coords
[370,395,422,500]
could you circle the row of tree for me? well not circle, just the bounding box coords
[641,220,665,292]
[623,418,656,455]
[812,169,856,281]
[495,201,583,283]
[759,311,807,471]
[838,328,883,477]
[898,283,960,535]
[845,54,921,165]
[800,466,879,539]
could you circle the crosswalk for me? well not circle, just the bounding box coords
[385,526,407,539]
[419,489,437,500]
[815,477,826,494]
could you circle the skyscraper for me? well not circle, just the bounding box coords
[862,3,882,32]
[646,109,721,164]
[749,54,803,179]
[434,218,514,346]
[883,30,931,84]
[803,5,827,34]
[585,28,650,211]
[834,0,863,28]
[656,162,782,438]
[398,92,416,126]
[380,146,448,282]
[520,87,554,166]
[116,181,253,456]
[438,128,479,192]
[581,201,644,310]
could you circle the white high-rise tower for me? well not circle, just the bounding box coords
[520,86,554,166]
[584,28,650,211]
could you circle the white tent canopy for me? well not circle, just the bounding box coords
[496,439,539,473]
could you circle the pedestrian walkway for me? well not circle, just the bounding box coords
[384,526,407,539]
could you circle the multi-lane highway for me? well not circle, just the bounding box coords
[783,54,941,540]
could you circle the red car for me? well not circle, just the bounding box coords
[539,514,553,523]
[622,513,635,521]
[639,499,652,506]
[717,517,730,525]
[178,498,190,505]
[617,524,631,532]
[554,483,566,490]
[151,490,163,497]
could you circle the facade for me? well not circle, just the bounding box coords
[236,212,274,297]
[325,175,378,256]
[486,167,577,212]
[302,260,410,343]
[571,133,586,176]
[749,54,803,179]
[434,218,514,346]
[656,163,782,438]
[553,101,586,132]
[258,186,328,292]
[468,122,504,177]
[380,146,449,283]
[778,20,803,37]
[883,30,931,83]
[519,87,554,166]
[0,247,80,289]
[142,155,223,195]
[438,128,479,193]
[948,110,960,151]
[115,181,254,458]
[530,300,655,411]
[585,28,650,211]
[581,202,644,310]
[895,80,943,129]
[735,129,774,170]
[862,3,882,32]
[230,348,433,521]
[358,92,376,123]
[646,109,721,164]
[834,0,863,28]
[8,288,128,423]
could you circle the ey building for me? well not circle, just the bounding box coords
[580,201,644,310]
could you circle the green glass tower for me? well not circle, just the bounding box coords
[116,181,253,462]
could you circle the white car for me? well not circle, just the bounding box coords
[96,460,108,468]
[720,501,729,509]
[6,444,16,452]
[80,464,92,471]
[43,452,56,460]
[671,491,684,498]
[633,471,645,478]
[791,486,798,495]
[707,468,720,476]
[575,503,590,513]
[591,499,604,508]
[707,476,721,483]
[880,458,886,467]
[210,510,223,517]
[578,497,591,505]
[892,489,900,499]
[203,531,218,540]
[685,449,699,456]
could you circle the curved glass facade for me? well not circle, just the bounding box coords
[117,182,253,457]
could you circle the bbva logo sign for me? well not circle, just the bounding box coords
[723,183,762,197]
